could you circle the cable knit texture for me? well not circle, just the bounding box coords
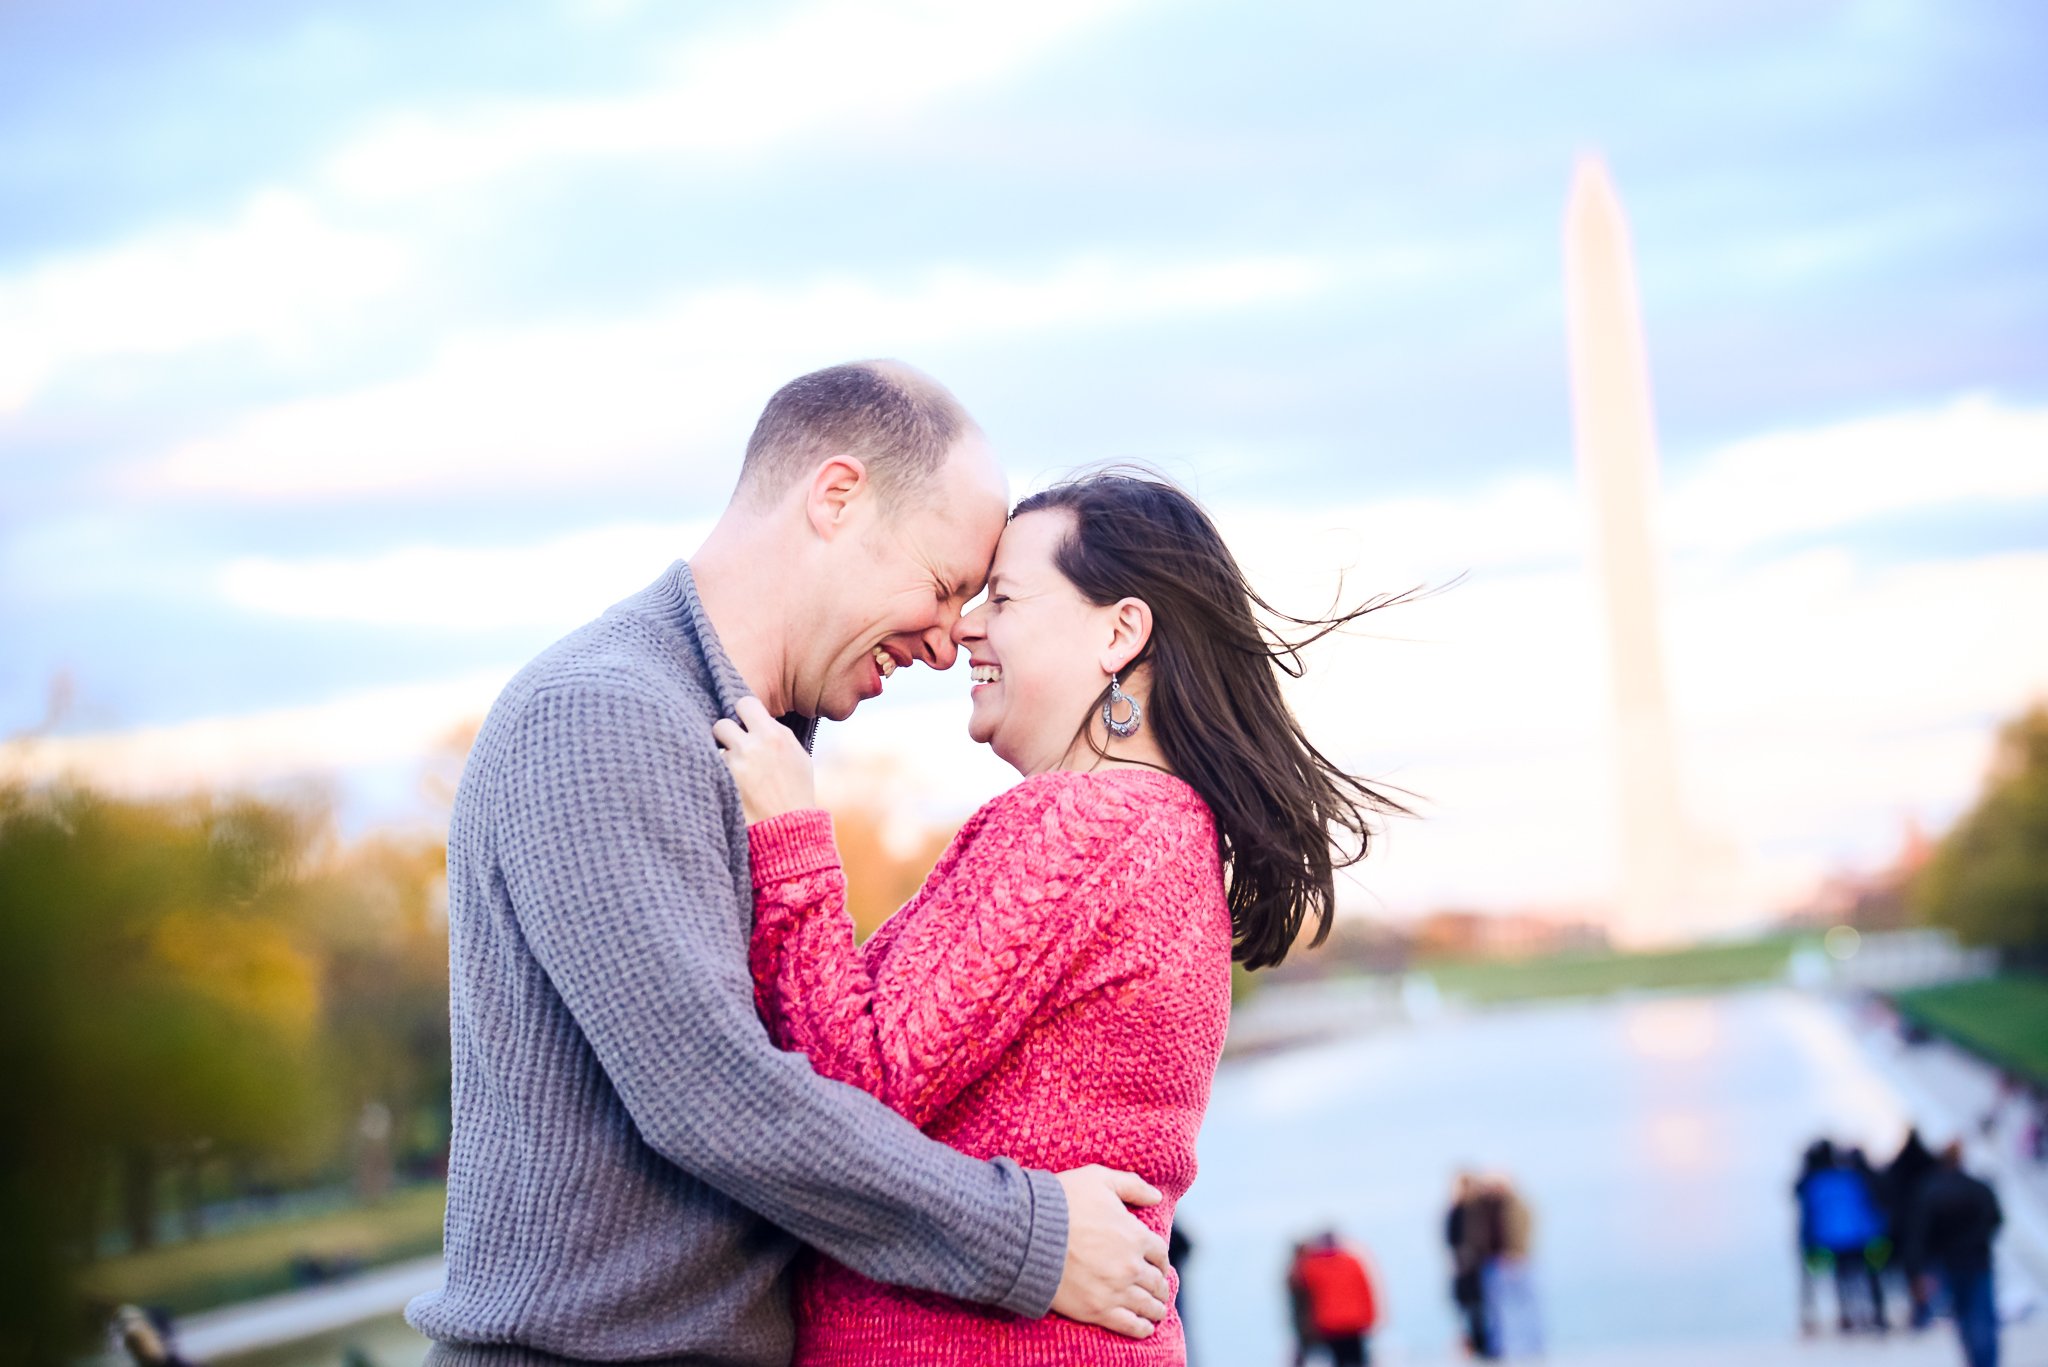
[748,768,1235,1366]
[406,561,1065,1367]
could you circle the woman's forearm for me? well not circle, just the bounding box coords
[747,809,889,1100]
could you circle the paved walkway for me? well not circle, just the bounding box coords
[169,1257,442,1362]
[1843,998,2048,1312]
[1519,1320,2048,1366]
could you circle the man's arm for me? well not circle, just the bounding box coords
[492,682,1058,1312]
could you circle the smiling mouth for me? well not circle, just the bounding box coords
[871,645,900,680]
[971,664,1002,684]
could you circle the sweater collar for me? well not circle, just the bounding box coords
[664,559,818,755]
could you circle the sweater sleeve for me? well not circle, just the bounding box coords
[493,683,1067,1317]
[747,775,1157,1132]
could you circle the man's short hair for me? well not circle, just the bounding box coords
[736,360,975,512]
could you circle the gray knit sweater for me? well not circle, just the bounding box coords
[406,561,1067,1365]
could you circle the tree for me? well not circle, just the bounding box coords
[300,832,452,1192]
[815,756,961,941]
[1914,703,2048,962]
[0,784,328,1356]
[831,802,957,941]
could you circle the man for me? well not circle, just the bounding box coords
[408,361,1172,1364]
[1445,1171,1489,1358]
[1881,1129,1939,1329]
[1904,1141,2003,1367]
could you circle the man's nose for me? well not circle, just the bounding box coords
[922,630,960,671]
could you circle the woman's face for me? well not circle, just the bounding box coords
[951,509,1124,776]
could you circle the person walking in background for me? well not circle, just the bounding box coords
[1482,1178,1543,1360]
[1456,1176,1507,1360]
[1795,1138,1889,1334]
[1287,1232,1380,1367]
[1883,1129,1940,1330]
[1445,1172,1492,1358]
[1842,1147,1894,1331]
[1287,1240,1317,1367]
[1169,1224,1196,1365]
[1904,1141,2003,1367]
[1978,1073,2021,1141]
[1795,1140,1835,1335]
[110,1306,193,1367]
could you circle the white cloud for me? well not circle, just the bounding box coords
[137,253,1331,499]
[322,0,1154,199]
[220,521,710,629]
[1666,394,2048,552]
[1221,394,2048,575]
[1,671,509,797]
[0,0,1152,420]
[0,191,410,415]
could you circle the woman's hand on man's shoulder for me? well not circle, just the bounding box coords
[711,696,817,825]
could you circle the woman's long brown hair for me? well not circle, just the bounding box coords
[1013,472,1413,970]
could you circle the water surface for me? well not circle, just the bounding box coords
[1177,987,1911,1363]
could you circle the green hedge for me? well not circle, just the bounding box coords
[1890,975,2048,1089]
[1420,934,1808,1004]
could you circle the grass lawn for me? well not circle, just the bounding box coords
[1420,933,1811,1004]
[1890,975,2048,1089]
[78,1182,445,1316]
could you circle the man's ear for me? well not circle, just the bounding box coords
[1099,597,1154,676]
[804,455,868,540]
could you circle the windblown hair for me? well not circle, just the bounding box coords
[1013,472,1414,970]
[736,360,975,513]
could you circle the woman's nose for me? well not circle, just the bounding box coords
[952,605,986,647]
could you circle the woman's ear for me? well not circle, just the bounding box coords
[804,455,868,539]
[1100,597,1154,676]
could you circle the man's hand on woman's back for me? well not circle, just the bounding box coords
[1052,1165,1174,1339]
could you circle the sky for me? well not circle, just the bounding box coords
[4,0,2045,924]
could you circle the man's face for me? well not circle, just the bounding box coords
[797,435,1008,721]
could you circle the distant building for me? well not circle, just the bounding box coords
[1788,817,1934,932]
[1413,909,1610,961]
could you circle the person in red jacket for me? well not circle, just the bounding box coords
[1287,1231,1381,1367]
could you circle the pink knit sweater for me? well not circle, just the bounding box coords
[746,768,1234,1366]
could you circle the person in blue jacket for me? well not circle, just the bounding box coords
[1796,1138,1891,1334]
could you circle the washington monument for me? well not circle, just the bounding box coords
[1564,155,1695,947]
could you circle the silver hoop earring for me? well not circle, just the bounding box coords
[1102,673,1143,739]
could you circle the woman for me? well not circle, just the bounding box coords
[714,473,1405,1364]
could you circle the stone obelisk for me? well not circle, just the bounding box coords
[1564,155,1692,947]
